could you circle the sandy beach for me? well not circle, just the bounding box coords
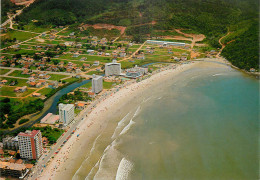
[38,58,228,180]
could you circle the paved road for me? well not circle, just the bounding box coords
[27,86,124,180]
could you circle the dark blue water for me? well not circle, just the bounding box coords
[36,79,91,121]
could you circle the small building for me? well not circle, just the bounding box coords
[87,50,95,55]
[76,102,86,110]
[40,113,59,124]
[3,136,19,150]
[14,86,27,93]
[32,92,41,97]
[88,92,95,98]
[0,162,29,179]
[93,61,99,66]
[1,79,8,84]
[48,81,59,89]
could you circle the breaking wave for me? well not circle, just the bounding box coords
[72,134,102,180]
[112,113,130,139]
[119,119,135,136]
[212,73,225,76]
[115,158,134,180]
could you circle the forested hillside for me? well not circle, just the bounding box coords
[8,0,259,71]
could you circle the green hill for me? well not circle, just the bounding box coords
[6,0,260,71]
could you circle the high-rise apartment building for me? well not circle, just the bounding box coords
[18,130,43,160]
[59,103,75,126]
[105,60,121,76]
[92,74,103,94]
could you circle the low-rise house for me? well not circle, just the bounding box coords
[83,63,90,69]
[36,82,42,88]
[76,44,82,48]
[88,92,95,98]
[73,52,80,58]
[1,80,8,84]
[3,136,19,150]
[0,162,29,179]
[105,53,110,56]
[14,86,27,93]
[87,50,95,55]
[48,81,59,89]
[9,81,17,86]
[32,92,41,97]
[76,102,86,110]
[29,82,36,87]
[93,61,99,66]
[80,57,87,61]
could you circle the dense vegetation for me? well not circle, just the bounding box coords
[0,98,44,129]
[3,0,259,69]
[221,22,259,70]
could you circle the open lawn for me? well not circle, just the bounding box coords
[87,70,103,75]
[0,86,17,97]
[23,24,51,33]
[38,88,53,95]
[103,81,114,89]
[0,69,10,75]
[5,30,37,41]
[0,86,35,97]
[3,49,36,55]
[0,77,28,86]
[80,82,92,88]
[21,89,36,97]
[64,77,79,83]
[9,70,31,78]
[48,74,69,81]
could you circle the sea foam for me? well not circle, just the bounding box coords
[112,113,130,139]
[119,119,135,136]
[115,158,134,180]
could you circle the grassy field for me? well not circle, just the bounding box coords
[0,69,10,75]
[80,82,92,88]
[64,77,79,83]
[3,49,36,55]
[21,89,36,97]
[151,30,181,36]
[9,70,31,78]
[48,74,69,81]
[103,81,114,89]
[0,86,17,97]
[23,23,51,33]
[87,70,103,75]
[38,88,53,95]
[3,29,37,42]
[0,77,28,86]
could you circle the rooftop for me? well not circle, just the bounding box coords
[18,130,39,138]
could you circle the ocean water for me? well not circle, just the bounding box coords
[72,63,259,180]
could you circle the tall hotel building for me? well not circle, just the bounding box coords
[18,130,43,160]
[59,103,75,126]
[105,60,121,76]
[92,74,103,94]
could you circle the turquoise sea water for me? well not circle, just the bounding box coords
[72,63,259,180]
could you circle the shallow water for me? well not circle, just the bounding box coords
[73,63,259,180]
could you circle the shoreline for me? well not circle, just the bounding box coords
[37,58,231,180]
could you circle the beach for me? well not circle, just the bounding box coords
[39,58,236,180]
